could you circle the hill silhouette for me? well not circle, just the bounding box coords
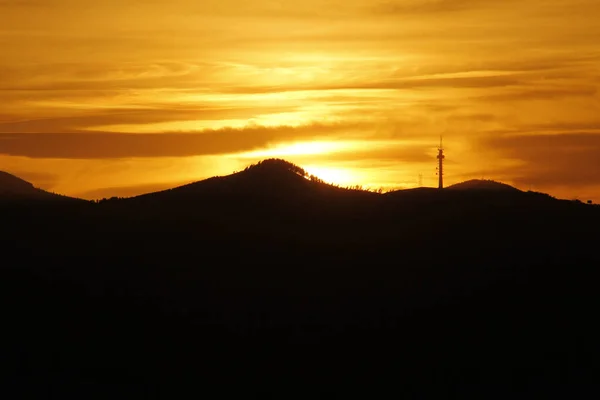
[447,179,521,192]
[1,159,599,398]
[132,158,372,201]
[0,171,49,196]
[110,159,378,223]
[108,159,563,217]
[0,170,81,202]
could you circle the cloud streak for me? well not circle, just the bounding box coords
[481,133,600,186]
[0,123,362,158]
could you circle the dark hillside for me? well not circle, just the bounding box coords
[0,171,39,194]
[447,179,522,192]
[0,170,84,203]
[1,160,599,398]
[101,159,379,225]
[134,159,367,199]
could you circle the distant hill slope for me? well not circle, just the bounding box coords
[110,159,586,214]
[120,161,561,209]
[91,159,587,228]
[0,171,81,202]
[2,159,600,397]
[130,159,375,202]
[96,159,380,223]
[384,179,564,211]
[446,179,521,192]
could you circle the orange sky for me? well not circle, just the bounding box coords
[1,0,599,200]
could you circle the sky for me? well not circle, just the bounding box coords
[1,0,599,200]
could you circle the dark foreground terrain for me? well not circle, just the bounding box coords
[1,160,599,398]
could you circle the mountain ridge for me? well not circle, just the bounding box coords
[127,158,375,204]
[1,160,593,206]
[130,159,529,201]
[446,179,521,192]
[0,170,81,202]
[1,160,599,397]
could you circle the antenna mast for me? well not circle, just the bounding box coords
[436,135,445,189]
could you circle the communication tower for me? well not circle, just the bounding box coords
[436,136,445,189]
[418,173,423,188]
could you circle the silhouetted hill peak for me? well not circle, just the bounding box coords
[132,159,371,204]
[0,171,81,202]
[243,158,308,178]
[0,171,37,194]
[447,179,521,192]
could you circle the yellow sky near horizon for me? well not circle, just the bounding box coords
[1,0,600,201]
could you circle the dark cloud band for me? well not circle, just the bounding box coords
[0,123,358,159]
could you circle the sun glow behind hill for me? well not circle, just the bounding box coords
[302,165,356,186]
[226,140,424,188]
[224,141,363,187]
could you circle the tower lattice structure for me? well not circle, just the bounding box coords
[436,136,445,189]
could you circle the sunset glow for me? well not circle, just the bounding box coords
[303,165,357,187]
[2,0,600,201]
